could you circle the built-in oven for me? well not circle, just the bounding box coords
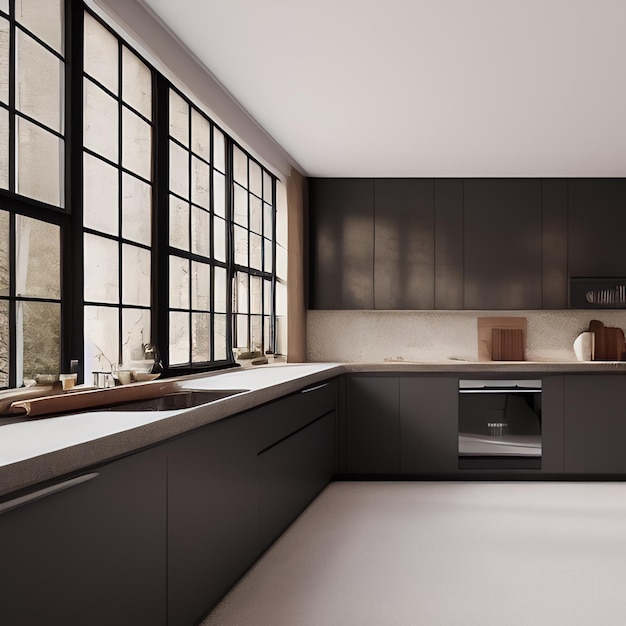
[458,379,542,469]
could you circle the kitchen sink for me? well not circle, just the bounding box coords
[97,389,249,412]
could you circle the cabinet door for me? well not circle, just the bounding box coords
[346,376,400,473]
[0,447,167,626]
[464,179,542,309]
[309,178,374,309]
[564,375,626,474]
[374,179,434,309]
[258,411,336,549]
[167,415,260,626]
[400,377,458,474]
[568,179,626,278]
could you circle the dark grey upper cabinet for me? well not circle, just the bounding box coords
[374,179,435,309]
[464,179,542,309]
[309,178,374,309]
[568,179,626,278]
[542,180,568,309]
[434,179,464,309]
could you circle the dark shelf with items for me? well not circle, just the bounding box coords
[569,277,626,308]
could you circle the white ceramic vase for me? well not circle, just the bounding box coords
[573,331,595,361]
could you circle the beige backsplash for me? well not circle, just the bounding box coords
[307,310,626,362]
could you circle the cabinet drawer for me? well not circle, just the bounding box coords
[253,378,337,452]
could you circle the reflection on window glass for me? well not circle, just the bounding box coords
[250,315,262,351]
[122,244,151,306]
[191,261,210,311]
[234,272,248,313]
[84,78,118,162]
[16,30,63,133]
[122,308,150,363]
[83,233,119,304]
[122,173,151,246]
[0,18,9,104]
[122,46,151,120]
[122,107,151,180]
[169,256,189,309]
[169,311,189,365]
[15,0,64,55]
[250,233,262,270]
[234,225,248,266]
[191,312,210,363]
[250,277,262,315]
[213,216,226,263]
[84,305,119,375]
[236,313,248,349]
[83,153,118,235]
[214,314,226,360]
[15,216,60,298]
[17,116,63,206]
[0,300,8,387]
[169,90,188,146]
[21,300,60,380]
[264,238,273,273]
[191,207,210,257]
[0,107,8,190]
[169,195,189,251]
[169,141,189,198]
[214,267,227,312]
[84,12,118,94]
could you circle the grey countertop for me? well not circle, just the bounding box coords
[1,359,625,498]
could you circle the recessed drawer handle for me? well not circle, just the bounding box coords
[300,383,330,394]
[0,472,99,515]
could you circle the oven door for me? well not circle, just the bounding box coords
[458,380,542,469]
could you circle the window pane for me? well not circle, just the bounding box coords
[264,279,272,314]
[0,107,7,190]
[21,300,60,379]
[233,184,247,227]
[276,244,287,282]
[84,12,118,94]
[276,281,287,316]
[264,202,273,240]
[84,78,118,163]
[213,170,225,218]
[250,276,262,315]
[191,156,209,209]
[276,314,287,356]
[250,233,262,271]
[83,153,118,236]
[169,311,189,365]
[0,300,7,387]
[234,225,248,266]
[214,266,227,312]
[0,18,8,104]
[169,195,189,250]
[233,145,247,188]
[264,315,271,353]
[122,244,150,306]
[191,261,210,311]
[122,173,151,246]
[169,90,188,146]
[213,127,225,172]
[276,180,288,247]
[0,210,8,295]
[122,307,150,363]
[169,140,188,198]
[191,313,210,363]
[84,233,119,303]
[15,216,60,298]
[122,107,151,180]
[0,1,7,14]
[16,30,63,132]
[191,206,210,257]
[250,195,262,234]
[263,171,273,203]
[17,116,63,206]
[169,256,189,309]
[213,216,226,263]
[214,313,226,360]
[264,238,273,273]
[249,160,262,197]
[84,305,119,375]
[15,0,63,55]
[236,314,248,349]
[122,46,151,120]
[250,315,262,351]
[191,108,209,160]
[235,272,248,313]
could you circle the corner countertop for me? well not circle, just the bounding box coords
[2,359,626,498]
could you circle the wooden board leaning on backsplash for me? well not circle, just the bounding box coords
[477,317,527,361]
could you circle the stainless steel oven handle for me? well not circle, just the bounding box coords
[0,472,99,515]
[459,389,542,394]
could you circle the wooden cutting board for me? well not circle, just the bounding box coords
[477,317,527,361]
[589,320,625,361]
[491,328,525,361]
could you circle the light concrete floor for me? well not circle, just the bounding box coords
[202,481,626,625]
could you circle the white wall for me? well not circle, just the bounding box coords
[307,310,626,363]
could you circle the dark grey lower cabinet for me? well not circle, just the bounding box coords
[400,377,458,474]
[0,447,167,626]
[563,375,626,474]
[346,376,400,473]
[258,411,336,550]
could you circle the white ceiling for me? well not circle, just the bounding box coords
[140,0,626,178]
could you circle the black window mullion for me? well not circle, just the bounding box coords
[8,0,15,195]
[186,100,192,365]
[271,177,277,354]
[7,211,15,387]
[116,37,123,368]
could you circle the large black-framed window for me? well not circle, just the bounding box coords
[0,0,283,389]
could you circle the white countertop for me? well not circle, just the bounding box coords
[1,359,625,498]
